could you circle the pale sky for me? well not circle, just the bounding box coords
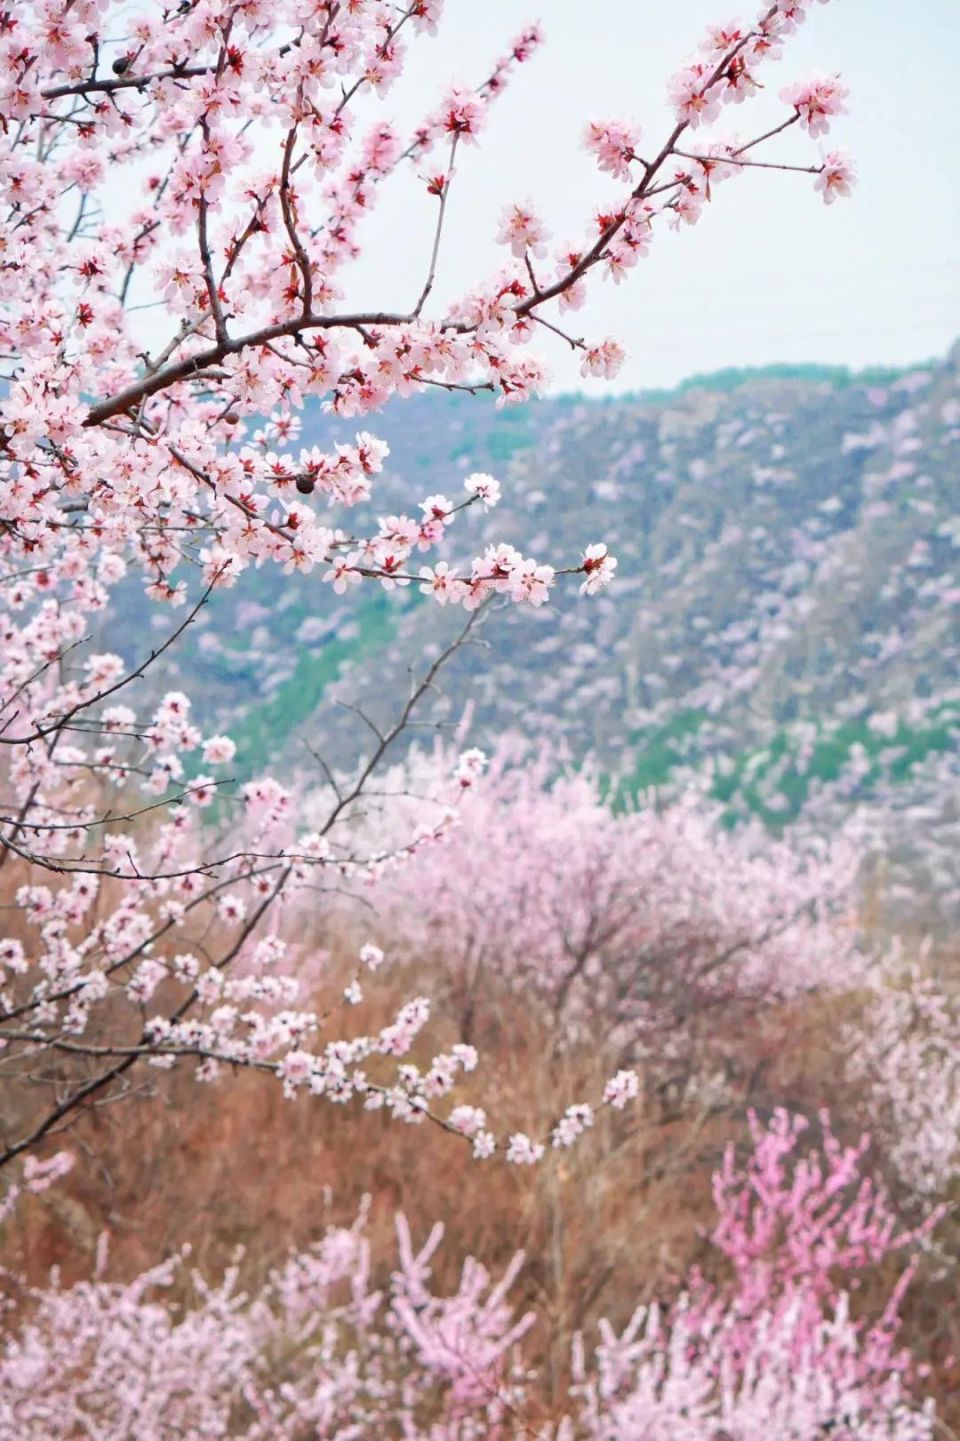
[335,0,960,392]
[116,1,960,395]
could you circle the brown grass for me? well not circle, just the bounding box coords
[3,888,958,1424]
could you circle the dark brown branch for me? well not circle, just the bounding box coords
[40,66,211,102]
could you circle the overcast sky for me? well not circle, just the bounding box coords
[334,0,960,393]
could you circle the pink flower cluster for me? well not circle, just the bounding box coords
[781,73,850,136]
[420,542,557,610]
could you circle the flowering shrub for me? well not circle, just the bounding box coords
[0,1112,937,1439]
[570,1291,933,1441]
[704,1107,941,1332]
[0,1205,537,1439]
[846,947,960,1198]
[572,1109,940,1441]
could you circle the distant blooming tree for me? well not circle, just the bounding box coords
[368,740,864,1064]
[846,945,960,1198]
[0,0,854,1178]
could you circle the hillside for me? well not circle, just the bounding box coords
[119,348,960,920]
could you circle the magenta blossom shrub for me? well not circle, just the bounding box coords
[570,1108,939,1441]
[697,1109,943,1376]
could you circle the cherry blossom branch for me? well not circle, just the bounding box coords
[0,581,217,747]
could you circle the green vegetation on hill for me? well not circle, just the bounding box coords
[229,591,399,776]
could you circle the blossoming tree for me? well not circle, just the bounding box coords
[0,0,853,1176]
[370,741,864,1051]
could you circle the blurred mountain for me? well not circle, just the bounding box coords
[138,347,960,920]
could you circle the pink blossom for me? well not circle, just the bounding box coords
[419,562,463,605]
[669,61,724,128]
[455,748,488,787]
[202,735,237,765]
[582,119,641,179]
[360,942,386,972]
[323,555,362,594]
[579,542,618,594]
[815,147,857,203]
[603,1069,640,1109]
[580,339,626,379]
[434,85,487,143]
[496,201,551,258]
[781,73,850,135]
[552,1102,595,1148]
[464,472,501,508]
[506,1133,546,1164]
[507,558,555,607]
